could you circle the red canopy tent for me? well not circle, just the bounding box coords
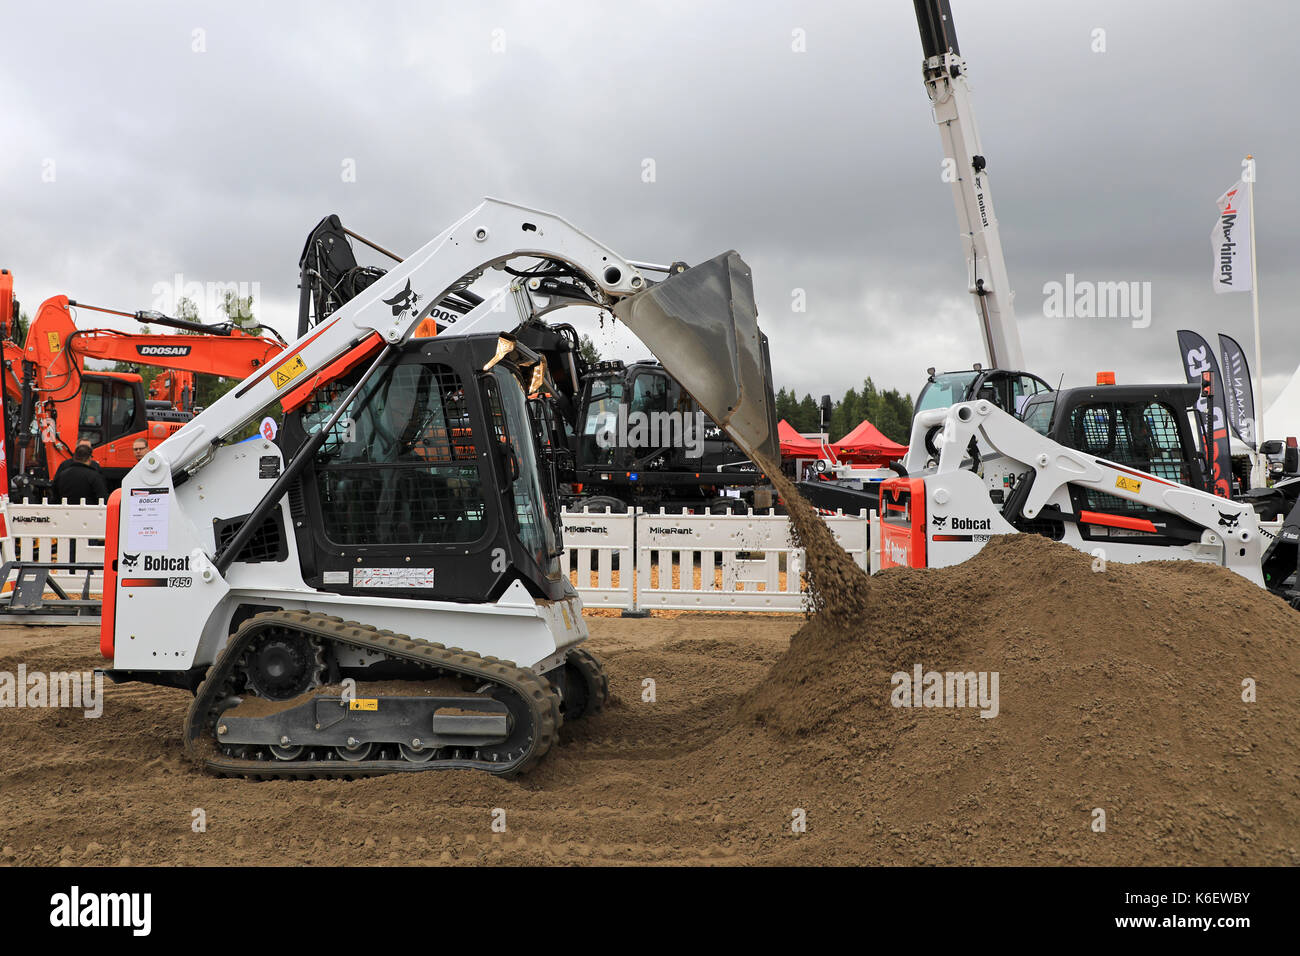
[778,419,834,461]
[830,419,906,464]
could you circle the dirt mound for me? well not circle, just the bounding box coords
[737,469,1300,863]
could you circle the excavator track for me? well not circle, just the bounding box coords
[184,609,564,780]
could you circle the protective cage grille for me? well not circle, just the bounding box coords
[1070,400,1195,515]
[307,362,488,546]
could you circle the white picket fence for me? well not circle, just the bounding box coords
[560,509,636,609]
[563,506,874,613]
[0,500,878,616]
[1,498,106,594]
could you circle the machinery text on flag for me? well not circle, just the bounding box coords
[1212,181,1252,294]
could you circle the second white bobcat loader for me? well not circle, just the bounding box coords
[99,199,778,778]
[878,386,1266,583]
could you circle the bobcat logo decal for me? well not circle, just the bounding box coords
[931,514,947,528]
[382,279,419,317]
[121,552,140,569]
[1217,511,1240,530]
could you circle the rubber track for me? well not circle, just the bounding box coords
[183,609,562,780]
[566,646,610,717]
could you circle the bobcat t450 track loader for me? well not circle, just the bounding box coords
[99,199,779,778]
[876,387,1269,586]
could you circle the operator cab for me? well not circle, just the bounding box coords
[916,366,1053,420]
[1019,384,1207,491]
[282,333,567,605]
[1008,383,1211,542]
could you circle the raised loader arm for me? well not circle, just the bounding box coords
[150,199,645,474]
[147,198,778,483]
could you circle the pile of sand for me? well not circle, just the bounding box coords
[731,467,1300,863]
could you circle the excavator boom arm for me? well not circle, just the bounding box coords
[66,328,283,380]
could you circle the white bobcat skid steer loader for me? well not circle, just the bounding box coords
[879,388,1265,584]
[98,198,779,778]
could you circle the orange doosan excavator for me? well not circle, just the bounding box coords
[1,269,284,497]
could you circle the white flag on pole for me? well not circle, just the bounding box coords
[1212,181,1252,294]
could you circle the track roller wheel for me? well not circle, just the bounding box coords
[398,742,437,763]
[337,739,373,761]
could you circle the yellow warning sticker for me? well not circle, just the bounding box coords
[1115,475,1142,494]
[271,354,307,390]
[348,698,378,711]
[47,332,62,353]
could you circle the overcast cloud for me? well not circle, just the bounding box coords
[2,0,1295,411]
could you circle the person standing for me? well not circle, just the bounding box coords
[53,443,109,503]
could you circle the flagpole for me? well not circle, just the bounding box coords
[1247,155,1264,485]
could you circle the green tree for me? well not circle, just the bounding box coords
[578,334,602,367]
[773,380,915,443]
[192,294,260,408]
[795,393,819,433]
[11,308,29,344]
[774,387,795,425]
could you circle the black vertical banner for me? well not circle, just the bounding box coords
[1176,330,1233,497]
[1217,333,1257,450]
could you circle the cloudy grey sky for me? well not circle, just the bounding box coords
[3,0,1296,414]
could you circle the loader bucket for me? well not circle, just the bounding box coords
[613,251,780,466]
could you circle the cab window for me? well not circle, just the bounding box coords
[79,381,105,444]
[307,361,487,546]
[630,371,669,416]
[1022,399,1054,435]
[108,381,137,440]
[917,371,979,413]
[1012,375,1047,416]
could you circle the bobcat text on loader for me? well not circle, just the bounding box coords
[98,198,779,779]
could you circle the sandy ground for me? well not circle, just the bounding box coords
[0,615,815,866]
[2,529,1297,869]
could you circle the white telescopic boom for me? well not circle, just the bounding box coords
[915,0,1024,371]
[1247,155,1264,486]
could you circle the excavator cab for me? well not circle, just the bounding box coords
[570,359,763,509]
[75,373,146,473]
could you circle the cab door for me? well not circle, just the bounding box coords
[1064,399,1204,545]
[79,375,146,483]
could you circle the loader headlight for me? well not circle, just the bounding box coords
[528,356,548,396]
[483,335,516,371]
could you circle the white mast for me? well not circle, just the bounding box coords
[1246,154,1264,485]
[915,0,1025,371]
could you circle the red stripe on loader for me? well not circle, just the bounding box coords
[1078,510,1157,533]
